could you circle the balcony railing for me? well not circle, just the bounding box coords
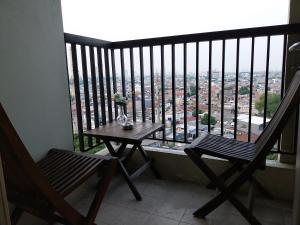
[64,23,300,154]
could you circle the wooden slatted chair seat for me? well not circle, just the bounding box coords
[190,133,256,163]
[0,103,117,225]
[37,149,111,196]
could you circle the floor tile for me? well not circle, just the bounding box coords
[253,202,285,224]
[142,215,179,225]
[96,202,149,225]
[17,213,47,225]
[209,212,249,225]
[181,207,211,225]
[15,175,293,225]
[283,208,293,225]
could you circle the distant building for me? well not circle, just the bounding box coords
[237,114,270,135]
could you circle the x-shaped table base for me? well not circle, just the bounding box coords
[103,139,160,201]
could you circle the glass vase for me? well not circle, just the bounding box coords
[117,105,128,126]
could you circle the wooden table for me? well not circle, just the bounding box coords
[84,121,164,201]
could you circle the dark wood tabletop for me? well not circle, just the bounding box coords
[83,121,164,144]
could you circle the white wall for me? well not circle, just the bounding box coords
[0,0,73,160]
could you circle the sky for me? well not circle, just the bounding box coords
[61,0,290,72]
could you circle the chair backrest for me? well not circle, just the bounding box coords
[0,103,48,202]
[254,69,300,159]
[0,103,83,223]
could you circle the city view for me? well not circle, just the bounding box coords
[67,42,283,150]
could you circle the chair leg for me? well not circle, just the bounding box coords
[206,162,242,189]
[247,181,256,213]
[250,176,273,199]
[10,207,23,225]
[194,191,262,225]
[193,192,227,217]
[185,149,233,216]
[207,162,273,200]
[235,165,273,200]
[85,159,117,225]
[185,149,262,225]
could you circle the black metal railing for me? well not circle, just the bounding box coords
[64,24,300,153]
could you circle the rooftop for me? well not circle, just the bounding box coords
[237,114,271,125]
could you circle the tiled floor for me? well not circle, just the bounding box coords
[19,175,292,225]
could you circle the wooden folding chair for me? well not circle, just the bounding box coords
[0,103,117,225]
[184,70,300,225]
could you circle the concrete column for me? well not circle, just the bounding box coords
[0,0,73,160]
[280,0,300,163]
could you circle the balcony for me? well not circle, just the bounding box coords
[49,24,300,224]
[1,0,300,224]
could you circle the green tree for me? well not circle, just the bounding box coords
[201,113,217,125]
[188,85,196,97]
[73,133,105,154]
[255,93,281,117]
[192,108,203,117]
[239,86,250,95]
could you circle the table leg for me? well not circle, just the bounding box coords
[103,140,142,201]
[138,146,161,179]
[118,158,142,201]
[122,144,138,165]
[103,140,127,157]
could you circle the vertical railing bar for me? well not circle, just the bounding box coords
[111,49,118,119]
[263,35,271,128]
[64,44,76,150]
[208,41,212,132]
[130,48,136,121]
[161,45,166,140]
[139,47,146,122]
[71,44,84,151]
[195,42,199,138]
[120,48,127,115]
[81,45,92,147]
[172,44,176,141]
[183,43,187,142]
[150,46,155,124]
[96,47,107,125]
[278,34,288,152]
[89,46,100,143]
[104,48,113,123]
[221,39,225,136]
[281,34,288,98]
[248,37,255,142]
[234,38,240,139]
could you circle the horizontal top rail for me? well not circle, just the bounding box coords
[111,23,300,48]
[64,33,112,47]
[65,23,300,49]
